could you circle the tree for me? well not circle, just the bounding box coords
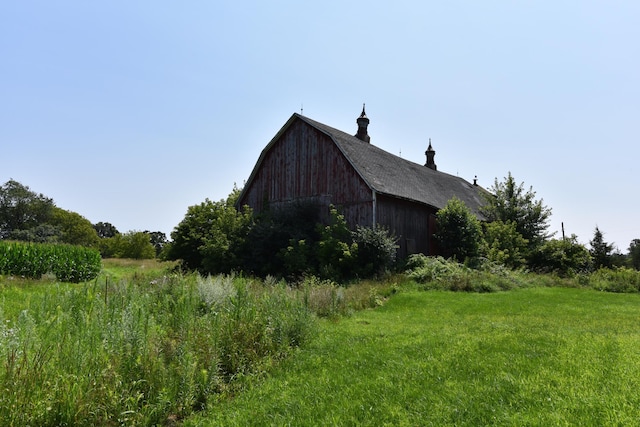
[482,220,528,268]
[145,231,167,257]
[0,179,55,239]
[94,222,120,238]
[481,172,552,250]
[629,239,640,271]
[435,197,483,260]
[589,226,614,269]
[50,207,100,247]
[529,235,592,277]
[167,187,253,273]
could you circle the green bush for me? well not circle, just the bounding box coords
[405,254,526,292]
[588,267,640,293]
[352,225,398,278]
[0,240,101,282]
[529,235,592,277]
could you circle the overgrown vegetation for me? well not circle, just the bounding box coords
[0,273,313,425]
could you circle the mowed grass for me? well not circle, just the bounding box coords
[187,287,640,426]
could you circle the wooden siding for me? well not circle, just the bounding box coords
[239,119,373,227]
[375,194,438,258]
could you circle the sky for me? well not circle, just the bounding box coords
[2,1,639,251]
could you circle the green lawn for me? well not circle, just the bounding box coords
[187,287,640,426]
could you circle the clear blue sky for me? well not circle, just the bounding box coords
[2,1,639,251]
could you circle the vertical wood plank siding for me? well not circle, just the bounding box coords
[240,120,373,227]
[375,195,436,258]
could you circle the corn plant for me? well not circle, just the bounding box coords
[0,241,101,282]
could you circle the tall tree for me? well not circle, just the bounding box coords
[481,172,552,249]
[0,179,55,239]
[589,226,614,269]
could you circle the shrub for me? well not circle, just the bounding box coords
[352,225,398,278]
[435,197,482,260]
[529,235,592,277]
[588,267,640,293]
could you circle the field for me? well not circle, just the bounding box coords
[2,260,640,425]
[189,288,640,426]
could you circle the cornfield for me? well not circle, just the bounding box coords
[0,240,101,282]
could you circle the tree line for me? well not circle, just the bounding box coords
[2,176,639,278]
[0,179,166,259]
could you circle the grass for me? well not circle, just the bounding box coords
[0,262,316,426]
[186,287,640,426]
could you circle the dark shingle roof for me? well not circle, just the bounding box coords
[296,114,488,218]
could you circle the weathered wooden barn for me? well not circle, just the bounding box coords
[237,107,487,258]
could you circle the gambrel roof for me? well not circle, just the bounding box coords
[292,113,488,217]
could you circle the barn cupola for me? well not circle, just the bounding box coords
[355,104,371,143]
[425,138,437,170]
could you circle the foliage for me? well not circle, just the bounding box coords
[434,197,482,260]
[529,235,592,277]
[244,201,321,277]
[481,220,528,268]
[93,221,119,238]
[0,179,55,239]
[50,207,100,247]
[98,231,156,259]
[589,226,614,269]
[588,267,640,293]
[352,225,398,278]
[315,207,358,281]
[0,240,101,282]
[481,172,552,250]
[145,230,167,257]
[0,272,315,426]
[404,254,527,292]
[167,187,253,273]
[629,239,640,271]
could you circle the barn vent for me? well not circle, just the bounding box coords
[425,138,437,170]
[355,104,371,143]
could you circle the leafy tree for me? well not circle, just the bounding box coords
[145,231,167,257]
[629,239,640,271]
[121,231,156,259]
[435,197,483,260]
[167,187,252,273]
[481,220,528,268]
[0,179,55,239]
[94,222,120,238]
[589,226,614,269]
[481,172,552,250]
[529,235,592,277]
[50,207,100,247]
[352,225,398,277]
[98,231,155,259]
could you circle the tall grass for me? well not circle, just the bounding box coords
[0,273,315,426]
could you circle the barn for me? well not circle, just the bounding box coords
[237,107,488,258]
